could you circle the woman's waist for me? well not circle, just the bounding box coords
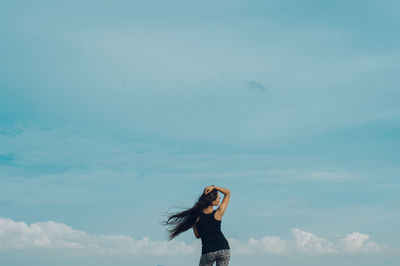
[200,232,227,241]
[201,238,230,253]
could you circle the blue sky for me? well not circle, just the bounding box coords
[1,0,400,265]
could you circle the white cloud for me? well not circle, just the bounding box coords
[0,218,388,257]
[229,236,288,255]
[340,232,383,254]
[291,228,386,256]
[0,218,195,255]
[291,228,337,254]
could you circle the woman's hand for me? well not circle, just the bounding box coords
[204,185,215,195]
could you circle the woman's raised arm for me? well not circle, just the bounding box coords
[215,186,230,220]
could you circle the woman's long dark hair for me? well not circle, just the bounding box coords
[161,189,218,240]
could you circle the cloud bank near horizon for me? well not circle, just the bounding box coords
[0,217,393,257]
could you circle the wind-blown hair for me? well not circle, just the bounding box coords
[161,189,218,240]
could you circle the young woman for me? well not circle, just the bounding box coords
[162,185,231,266]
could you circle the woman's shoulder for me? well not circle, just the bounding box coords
[213,209,222,221]
[204,210,222,221]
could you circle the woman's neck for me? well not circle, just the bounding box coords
[203,206,214,213]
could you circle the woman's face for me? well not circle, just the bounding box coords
[213,193,220,206]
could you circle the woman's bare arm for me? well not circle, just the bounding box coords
[214,186,230,195]
[214,186,230,220]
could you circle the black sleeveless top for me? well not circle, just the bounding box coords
[196,209,230,254]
